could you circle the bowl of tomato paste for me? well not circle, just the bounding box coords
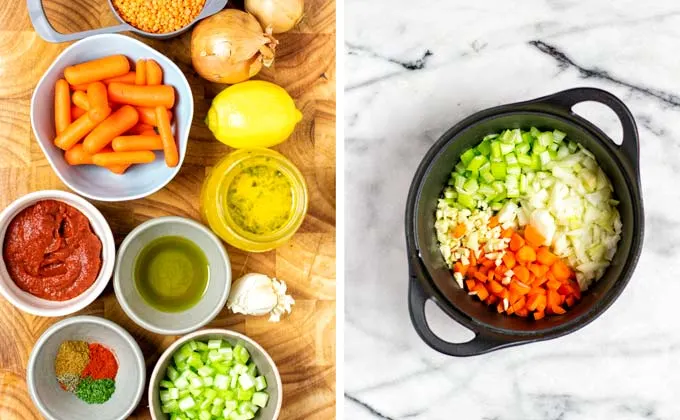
[0,190,115,316]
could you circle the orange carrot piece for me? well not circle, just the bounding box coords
[70,83,89,91]
[156,105,179,167]
[488,215,499,228]
[474,271,487,282]
[135,106,173,126]
[135,59,147,85]
[487,279,504,294]
[54,113,98,150]
[547,290,560,308]
[565,296,576,307]
[516,246,537,263]
[487,271,495,282]
[87,82,112,123]
[54,79,71,135]
[64,54,130,85]
[465,279,476,291]
[501,228,514,239]
[509,233,525,252]
[108,82,175,108]
[64,143,94,165]
[482,259,495,269]
[552,305,566,315]
[469,252,477,267]
[515,308,529,317]
[127,123,155,135]
[146,59,163,85]
[513,265,530,284]
[510,280,531,295]
[103,71,137,85]
[111,135,163,152]
[71,105,87,119]
[502,252,516,269]
[512,296,526,312]
[107,164,132,174]
[533,311,545,320]
[452,223,467,238]
[486,294,498,305]
[536,294,547,312]
[551,260,572,281]
[474,284,489,301]
[536,247,558,266]
[523,224,546,247]
[83,105,139,153]
[72,90,90,110]
[526,294,540,311]
[546,279,561,290]
[506,305,515,315]
[92,150,155,166]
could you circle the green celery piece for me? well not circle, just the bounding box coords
[531,154,542,170]
[516,153,532,167]
[479,168,495,184]
[567,141,578,152]
[466,155,487,172]
[490,202,504,211]
[491,181,505,193]
[199,410,211,420]
[499,143,514,155]
[251,392,269,408]
[454,161,466,174]
[454,174,467,191]
[530,126,541,138]
[504,153,517,165]
[499,129,514,143]
[476,140,492,156]
[519,173,528,193]
[161,380,175,389]
[553,129,567,143]
[196,341,209,352]
[460,148,477,166]
[491,191,507,203]
[490,141,502,159]
[463,178,479,193]
[457,193,476,209]
[533,142,547,153]
[237,388,254,402]
[490,162,506,180]
[506,164,521,175]
[478,184,496,197]
[516,141,531,155]
[521,132,534,144]
[254,376,267,392]
[208,339,222,350]
[162,400,179,414]
[246,363,257,378]
[507,188,520,198]
[167,366,180,382]
[538,131,554,147]
[482,133,499,141]
[187,353,203,369]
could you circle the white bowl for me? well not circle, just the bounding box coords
[27,315,146,420]
[114,216,232,335]
[0,190,115,317]
[148,329,283,420]
[30,33,193,202]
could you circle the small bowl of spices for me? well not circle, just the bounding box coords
[27,315,145,420]
[200,148,309,252]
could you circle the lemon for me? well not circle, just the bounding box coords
[205,80,303,148]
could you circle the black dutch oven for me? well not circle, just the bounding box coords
[406,88,644,356]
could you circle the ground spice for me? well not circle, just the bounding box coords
[55,341,90,383]
[81,343,118,380]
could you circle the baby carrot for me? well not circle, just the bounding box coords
[70,83,89,91]
[64,54,130,86]
[72,90,90,110]
[87,82,112,123]
[146,59,163,85]
[112,135,163,152]
[156,105,178,167]
[107,164,131,174]
[71,105,87,119]
[92,150,155,166]
[54,113,98,150]
[103,71,136,85]
[135,59,146,85]
[127,123,155,135]
[108,82,175,108]
[64,143,93,165]
[83,105,139,153]
[135,106,173,126]
[54,79,71,135]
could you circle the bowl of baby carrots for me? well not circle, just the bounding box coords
[30,33,193,202]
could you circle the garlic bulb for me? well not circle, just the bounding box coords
[227,273,294,322]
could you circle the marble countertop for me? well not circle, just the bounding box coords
[344,1,680,419]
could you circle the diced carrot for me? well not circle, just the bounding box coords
[488,279,504,294]
[546,279,561,290]
[515,308,529,317]
[510,280,531,295]
[488,216,499,228]
[454,262,468,276]
[468,265,477,277]
[465,279,476,291]
[506,306,515,315]
[536,294,547,312]
[501,228,514,238]
[533,311,545,320]
[486,294,499,305]
[528,286,545,296]
[512,296,526,312]
[482,259,495,269]
[547,290,560,308]
[513,265,530,283]
[524,224,546,247]
[551,260,573,281]
[528,263,548,278]
[502,252,516,269]
[474,284,489,301]
[487,271,495,282]
[509,233,525,252]
[552,305,566,315]
[526,294,540,311]
[565,296,576,307]
[452,223,467,238]
[536,247,558,266]
[469,252,477,267]
[532,275,548,287]
[516,246,537,263]
[508,289,522,304]
[558,284,574,296]
[474,271,487,282]
[495,264,507,276]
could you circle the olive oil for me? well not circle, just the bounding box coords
[134,236,209,312]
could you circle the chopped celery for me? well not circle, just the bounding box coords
[490,162,506,180]
[490,141,502,158]
[161,380,175,389]
[252,392,269,408]
[457,192,476,209]
[460,148,477,166]
[553,129,566,143]
[499,142,515,155]
[504,153,517,165]
[466,155,488,172]
[463,178,479,193]
[254,376,267,392]
[477,140,492,156]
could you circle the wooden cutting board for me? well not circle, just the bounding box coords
[0,0,336,418]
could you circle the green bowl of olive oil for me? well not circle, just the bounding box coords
[114,216,231,335]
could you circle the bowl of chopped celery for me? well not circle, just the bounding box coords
[406,87,644,356]
[149,329,282,420]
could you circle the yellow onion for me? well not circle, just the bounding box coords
[191,9,278,84]
[245,0,304,34]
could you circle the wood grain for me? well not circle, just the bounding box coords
[0,0,336,418]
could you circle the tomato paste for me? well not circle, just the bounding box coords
[3,200,102,301]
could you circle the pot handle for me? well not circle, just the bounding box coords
[532,87,640,173]
[409,274,511,357]
[27,0,131,43]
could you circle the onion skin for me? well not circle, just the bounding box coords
[191,9,277,83]
[245,0,304,34]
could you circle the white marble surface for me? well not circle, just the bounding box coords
[344,1,680,419]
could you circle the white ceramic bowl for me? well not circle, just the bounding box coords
[0,190,115,317]
[30,33,193,202]
[27,315,146,420]
[114,216,231,335]
[148,329,283,420]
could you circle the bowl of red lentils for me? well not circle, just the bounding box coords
[26,315,145,420]
[109,0,226,38]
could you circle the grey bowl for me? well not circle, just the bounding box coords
[114,216,232,335]
[27,316,146,420]
[149,329,283,420]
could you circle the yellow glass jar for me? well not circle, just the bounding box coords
[200,148,308,252]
